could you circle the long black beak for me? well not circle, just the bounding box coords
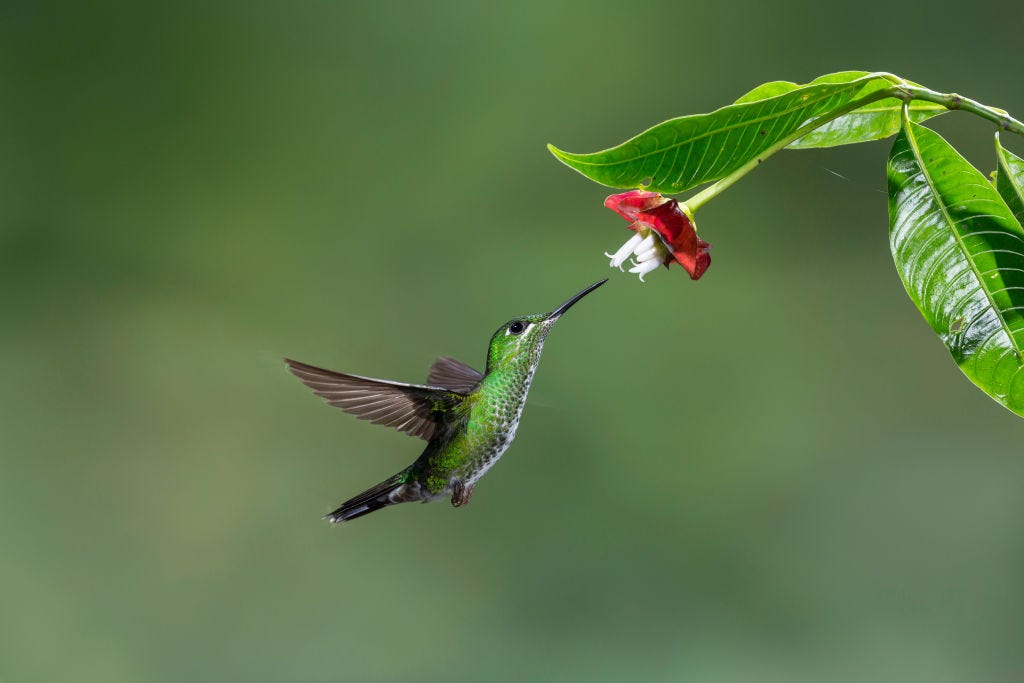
[548,278,608,320]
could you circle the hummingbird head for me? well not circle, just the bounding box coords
[485,279,607,373]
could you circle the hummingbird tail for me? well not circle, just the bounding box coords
[325,470,411,523]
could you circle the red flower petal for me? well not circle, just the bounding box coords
[605,191,711,280]
[603,190,669,222]
[638,200,711,280]
[671,235,712,280]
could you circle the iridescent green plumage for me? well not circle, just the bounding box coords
[286,280,606,523]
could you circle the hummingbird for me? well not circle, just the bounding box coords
[285,279,606,523]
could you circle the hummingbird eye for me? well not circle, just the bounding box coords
[508,321,526,335]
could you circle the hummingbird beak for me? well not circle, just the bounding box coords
[546,279,608,322]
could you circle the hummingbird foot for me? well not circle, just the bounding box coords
[451,480,474,507]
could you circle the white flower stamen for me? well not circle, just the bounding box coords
[604,227,671,282]
[628,258,662,282]
[635,247,661,263]
[604,233,643,270]
[633,234,656,255]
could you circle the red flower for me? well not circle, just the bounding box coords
[603,191,711,281]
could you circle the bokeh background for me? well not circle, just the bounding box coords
[3,2,1024,681]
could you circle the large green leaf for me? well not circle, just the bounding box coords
[736,72,946,149]
[994,134,1024,225]
[549,72,897,193]
[548,72,942,194]
[888,118,1024,416]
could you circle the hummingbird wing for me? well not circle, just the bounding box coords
[426,356,483,393]
[285,359,465,441]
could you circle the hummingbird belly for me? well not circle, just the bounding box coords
[442,369,536,491]
[462,417,519,486]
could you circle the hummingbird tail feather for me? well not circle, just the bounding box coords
[325,471,411,523]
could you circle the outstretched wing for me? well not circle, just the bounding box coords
[285,358,465,441]
[426,356,484,393]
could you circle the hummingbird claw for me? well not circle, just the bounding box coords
[451,480,474,507]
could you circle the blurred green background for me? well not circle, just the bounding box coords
[3,1,1024,681]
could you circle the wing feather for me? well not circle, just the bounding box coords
[285,358,464,440]
[426,356,484,392]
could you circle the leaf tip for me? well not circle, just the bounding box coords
[547,143,568,160]
[547,143,592,174]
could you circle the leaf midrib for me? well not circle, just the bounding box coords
[561,80,877,168]
[814,103,946,115]
[997,147,1024,209]
[905,122,1024,358]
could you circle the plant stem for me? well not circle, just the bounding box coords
[892,84,1024,137]
[685,76,1024,214]
[685,88,894,212]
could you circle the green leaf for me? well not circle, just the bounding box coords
[994,134,1024,225]
[550,72,898,193]
[735,72,946,149]
[888,117,1024,417]
[549,72,944,194]
[734,71,899,104]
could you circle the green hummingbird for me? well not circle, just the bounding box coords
[286,279,606,523]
